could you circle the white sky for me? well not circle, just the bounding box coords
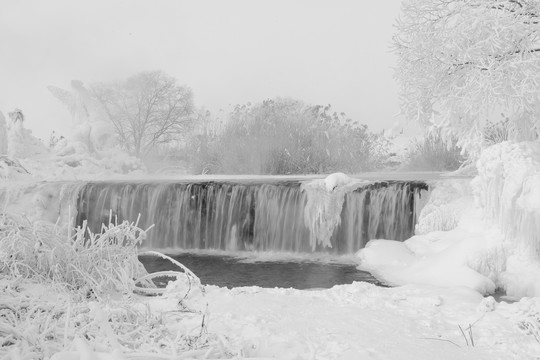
[0,0,404,140]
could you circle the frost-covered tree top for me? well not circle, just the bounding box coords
[394,0,540,152]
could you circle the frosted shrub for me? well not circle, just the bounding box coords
[402,131,465,171]
[483,118,510,146]
[193,98,389,174]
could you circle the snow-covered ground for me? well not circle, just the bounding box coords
[2,118,540,359]
[5,273,540,359]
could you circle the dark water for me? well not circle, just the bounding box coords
[139,253,382,289]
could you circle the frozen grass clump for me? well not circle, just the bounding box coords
[0,215,151,299]
[0,216,234,358]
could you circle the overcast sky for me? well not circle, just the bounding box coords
[0,0,404,140]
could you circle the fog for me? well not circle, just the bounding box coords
[0,0,403,140]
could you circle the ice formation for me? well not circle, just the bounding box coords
[359,141,540,297]
[473,141,540,297]
[302,173,365,250]
[473,141,540,256]
[358,179,501,294]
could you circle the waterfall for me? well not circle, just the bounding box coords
[76,180,428,254]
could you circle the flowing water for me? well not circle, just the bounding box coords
[76,178,429,255]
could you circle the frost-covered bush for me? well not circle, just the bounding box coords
[193,98,389,174]
[483,118,510,146]
[402,130,466,171]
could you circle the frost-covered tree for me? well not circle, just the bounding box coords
[195,98,389,174]
[92,71,195,157]
[394,0,540,152]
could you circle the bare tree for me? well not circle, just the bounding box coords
[394,0,540,153]
[92,71,195,157]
